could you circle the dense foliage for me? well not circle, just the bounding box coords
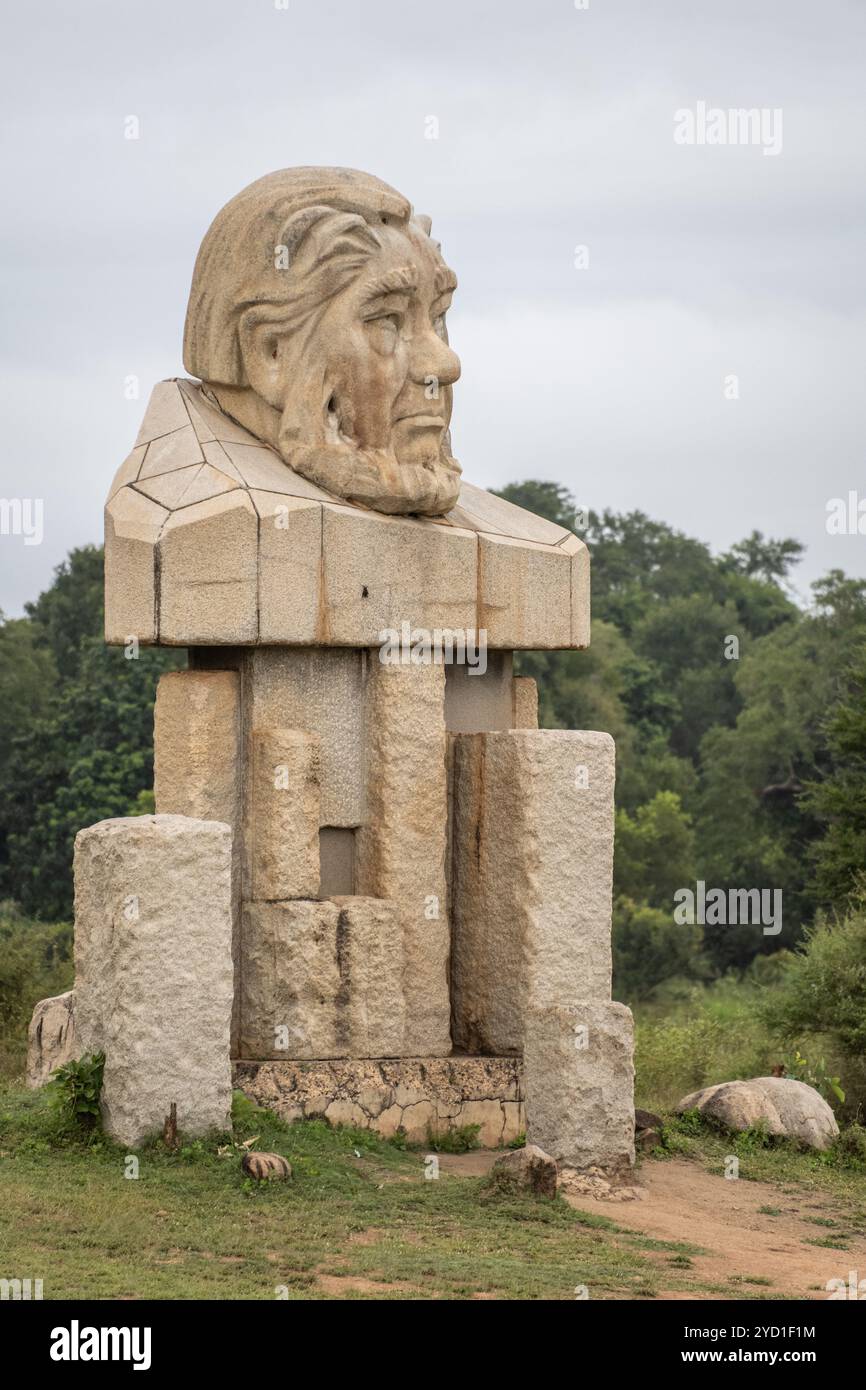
[495,482,866,988]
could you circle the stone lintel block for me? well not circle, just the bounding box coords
[450,730,615,1053]
[244,648,366,827]
[159,490,258,644]
[321,503,477,645]
[511,675,538,728]
[356,660,451,1056]
[251,491,322,643]
[104,487,166,644]
[560,533,591,647]
[26,991,78,1088]
[248,728,321,899]
[478,533,572,649]
[73,815,234,1146]
[524,1001,635,1173]
[154,670,241,824]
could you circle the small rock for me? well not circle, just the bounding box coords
[635,1126,661,1152]
[242,1151,292,1181]
[491,1143,558,1198]
[634,1107,663,1132]
[558,1166,644,1202]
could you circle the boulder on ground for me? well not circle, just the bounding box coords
[491,1143,558,1198]
[242,1151,292,1181]
[26,991,78,1088]
[677,1077,839,1150]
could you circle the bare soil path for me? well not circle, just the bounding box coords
[438,1151,866,1299]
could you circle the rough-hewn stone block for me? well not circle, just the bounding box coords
[356,661,451,1055]
[248,729,320,899]
[73,815,234,1146]
[26,991,78,1088]
[451,730,615,1052]
[524,1000,635,1174]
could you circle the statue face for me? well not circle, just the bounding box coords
[287,218,461,511]
[184,170,463,515]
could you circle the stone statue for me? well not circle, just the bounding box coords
[29,168,635,1174]
[184,168,461,516]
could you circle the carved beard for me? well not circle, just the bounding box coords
[275,374,462,516]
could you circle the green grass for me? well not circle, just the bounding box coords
[0,1087,671,1301]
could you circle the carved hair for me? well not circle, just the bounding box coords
[183,167,412,384]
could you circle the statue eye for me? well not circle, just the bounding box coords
[369,312,401,332]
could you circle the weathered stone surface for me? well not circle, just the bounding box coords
[443,652,513,733]
[240,900,341,1060]
[73,815,234,1146]
[478,533,574,649]
[154,670,241,824]
[104,487,166,644]
[677,1077,840,1150]
[26,991,78,1088]
[356,660,451,1055]
[321,504,477,645]
[154,669,243,1053]
[159,491,258,645]
[524,1001,635,1174]
[451,730,615,1052]
[331,897,405,1057]
[240,897,404,1059]
[244,648,366,827]
[233,1056,525,1144]
[251,492,322,643]
[248,729,320,899]
[107,378,587,651]
[511,675,539,728]
[491,1143,558,1198]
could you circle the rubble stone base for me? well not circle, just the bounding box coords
[233,1056,524,1147]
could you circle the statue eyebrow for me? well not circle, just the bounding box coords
[361,265,419,302]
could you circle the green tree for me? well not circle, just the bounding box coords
[803,645,866,913]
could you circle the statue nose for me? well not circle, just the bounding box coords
[413,332,460,387]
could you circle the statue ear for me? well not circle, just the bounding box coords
[237,308,290,407]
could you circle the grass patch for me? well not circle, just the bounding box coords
[0,1086,663,1301]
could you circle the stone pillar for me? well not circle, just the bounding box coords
[154,669,242,1050]
[524,1001,635,1174]
[74,815,234,1146]
[451,729,615,1052]
[357,659,451,1055]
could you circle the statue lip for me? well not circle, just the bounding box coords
[393,412,446,427]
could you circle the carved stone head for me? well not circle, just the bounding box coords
[183,167,461,516]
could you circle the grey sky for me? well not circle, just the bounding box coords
[2,0,864,615]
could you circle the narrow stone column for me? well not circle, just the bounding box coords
[451,729,615,1052]
[356,660,451,1055]
[74,815,234,1146]
[524,1001,635,1174]
[154,669,242,1049]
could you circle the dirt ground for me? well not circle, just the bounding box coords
[438,1151,866,1299]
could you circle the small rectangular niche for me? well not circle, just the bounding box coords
[319,827,356,897]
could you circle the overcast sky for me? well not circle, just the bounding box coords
[2,0,864,615]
